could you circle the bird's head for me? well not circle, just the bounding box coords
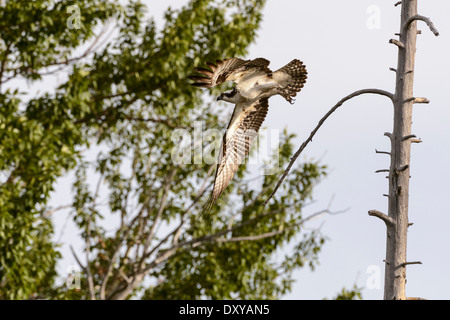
[216,88,238,103]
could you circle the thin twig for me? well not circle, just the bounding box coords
[6,22,112,78]
[375,149,391,156]
[70,245,86,272]
[140,203,348,275]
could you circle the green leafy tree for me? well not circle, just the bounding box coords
[0,0,118,299]
[1,0,338,300]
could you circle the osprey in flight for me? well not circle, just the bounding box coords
[189,57,307,208]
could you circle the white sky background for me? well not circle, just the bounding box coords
[47,0,450,300]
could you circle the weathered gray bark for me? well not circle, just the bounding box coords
[381,0,438,300]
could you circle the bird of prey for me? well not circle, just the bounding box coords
[189,57,307,209]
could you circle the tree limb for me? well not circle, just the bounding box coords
[0,42,12,90]
[368,210,395,226]
[43,204,72,217]
[5,22,112,79]
[264,89,394,206]
[403,15,439,36]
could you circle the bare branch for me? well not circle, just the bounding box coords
[85,217,96,300]
[402,134,416,141]
[412,97,430,104]
[264,89,394,206]
[403,15,439,36]
[124,116,188,129]
[394,1,402,7]
[70,245,86,272]
[144,169,177,249]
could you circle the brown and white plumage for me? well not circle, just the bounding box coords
[210,98,269,206]
[189,57,307,209]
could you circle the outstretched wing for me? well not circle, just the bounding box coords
[189,58,271,88]
[207,98,269,208]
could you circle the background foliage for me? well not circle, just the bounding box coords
[0,0,359,299]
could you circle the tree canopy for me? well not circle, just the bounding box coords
[0,0,354,300]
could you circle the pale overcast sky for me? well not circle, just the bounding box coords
[49,0,450,300]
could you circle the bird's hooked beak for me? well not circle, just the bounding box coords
[216,94,223,101]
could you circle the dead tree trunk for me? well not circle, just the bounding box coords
[267,0,439,300]
[383,1,418,301]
